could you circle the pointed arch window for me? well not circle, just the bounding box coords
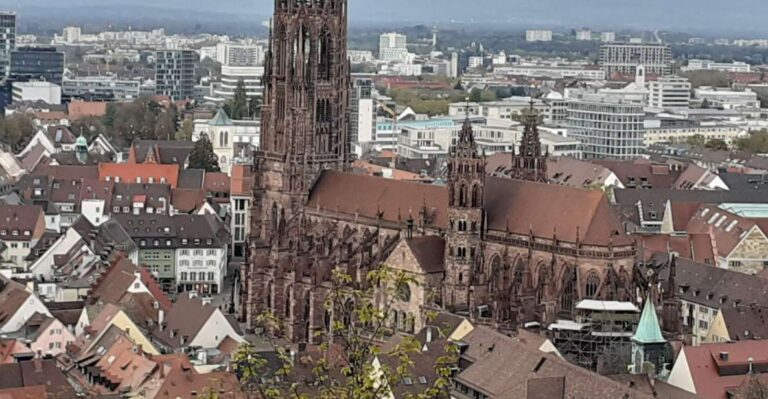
[471,184,481,207]
[586,271,601,298]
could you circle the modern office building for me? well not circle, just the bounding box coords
[12,81,61,104]
[10,47,65,85]
[599,43,672,77]
[0,13,16,79]
[566,94,646,159]
[575,29,592,41]
[600,32,616,42]
[379,32,408,62]
[155,49,196,101]
[648,76,691,108]
[694,88,760,110]
[215,43,264,66]
[62,76,142,101]
[526,30,553,42]
[208,65,264,106]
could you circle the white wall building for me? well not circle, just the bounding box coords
[565,94,646,159]
[644,123,746,146]
[694,88,760,110]
[468,56,484,70]
[526,30,553,42]
[193,109,260,175]
[494,65,606,80]
[600,32,616,42]
[175,244,227,295]
[684,59,751,73]
[348,50,374,64]
[379,32,408,62]
[12,82,61,105]
[575,29,592,41]
[648,76,692,108]
[208,65,264,105]
[215,43,264,66]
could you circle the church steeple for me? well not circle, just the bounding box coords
[445,114,485,310]
[630,296,670,376]
[511,99,548,183]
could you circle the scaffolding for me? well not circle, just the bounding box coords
[548,300,641,371]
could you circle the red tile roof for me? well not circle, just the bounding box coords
[203,172,230,193]
[676,340,768,399]
[229,165,252,196]
[307,171,631,246]
[638,234,715,264]
[685,204,760,257]
[98,163,180,189]
[67,101,108,120]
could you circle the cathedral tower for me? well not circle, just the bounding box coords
[510,101,548,183]
[444,118,485,310]
[253,0,352,241]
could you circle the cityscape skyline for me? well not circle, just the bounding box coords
[5,0,768,35]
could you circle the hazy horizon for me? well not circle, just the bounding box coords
[5,0,768,35]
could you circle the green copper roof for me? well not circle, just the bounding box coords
[75,135,88,147]
[209,108,233,126]
[632,298,666,344]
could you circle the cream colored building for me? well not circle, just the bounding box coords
[644,124,747,147]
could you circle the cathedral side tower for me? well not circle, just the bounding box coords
[444,118,486,310]
[511,101,548,183]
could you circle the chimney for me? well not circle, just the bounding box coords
[33,357,43,373]
[201,297,212,306]
[719,352,729,361]
[158,310,165,332]
[189,291,198,299]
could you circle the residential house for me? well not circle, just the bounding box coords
[0,338,32,363]
[703,304,768,344]
[0,359,77,397]
[126,139,194,166]
[151,295,244,354]
[74,302,161,356]
[98,162,180,189]
[0,276,51,334]
[174,214,228,295]
[18,125,77,157]
[667,340,768,398]
[229,164,251,257]
[0,205,46,271]
[3,312,75,357]
[451,325,654,399]
[684,204,768,274]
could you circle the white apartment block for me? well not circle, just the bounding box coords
[494,65,606,80]
[600,43,672,76]
[62,76,142,100]
[215,43,264,66]
[526,30,552,42]
[175,246,227,295]
[379,32,409,62]
[648,76,691,108]
[348,50,374,64]
[684,59,751,73]
[565,94,646,159]
[209,65,264,104]
[600,32,616,43]
[468,56,484,70]
[575,29,592,41]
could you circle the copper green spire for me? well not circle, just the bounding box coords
[632,297,666,344]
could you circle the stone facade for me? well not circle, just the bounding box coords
[241,0,638,344]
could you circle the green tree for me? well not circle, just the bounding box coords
[188,134,220,172]
[103,103,117,128]
[248,96,262,120]
[175,118,194,141]
[229,79,249,119]
[735,129,768,153]
[240,265,458,399]
[0,114,35,151]
[469,88,483,102]
[685,134,707,147]
[705,138,730,151]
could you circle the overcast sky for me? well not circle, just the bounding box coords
[9,0,768,34]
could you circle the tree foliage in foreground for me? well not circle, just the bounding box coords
[233,265,458,399]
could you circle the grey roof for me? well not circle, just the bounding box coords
[208,108,234,126]
[178,169,205,189]
[114,213,228,249]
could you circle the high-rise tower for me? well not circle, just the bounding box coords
[252,0,352,241]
